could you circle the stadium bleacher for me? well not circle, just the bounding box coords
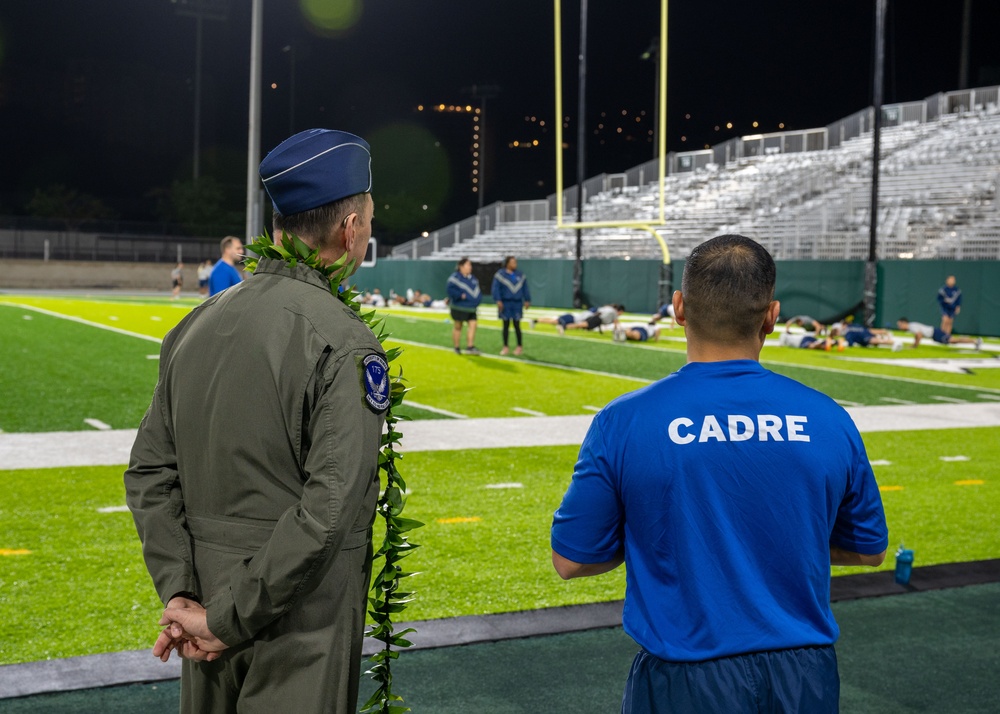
[393,86,1000,263]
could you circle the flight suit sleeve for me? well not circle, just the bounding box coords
[124,381,199,605]
[205,345,383,647]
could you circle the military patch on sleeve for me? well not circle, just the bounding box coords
[361,353,390,413]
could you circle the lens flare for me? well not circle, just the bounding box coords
[300,0,362,33]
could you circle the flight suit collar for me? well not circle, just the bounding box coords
[253,256,336,293]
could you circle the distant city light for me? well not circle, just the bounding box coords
[779,122,785,128]
[685,113,691,119]
[421,231,429,237]
[752,121,758,128]
[726,122,733,129]
[271,83,278,89]
[532,139,538,146]
[417,105,424,111]
[681,136,687,142]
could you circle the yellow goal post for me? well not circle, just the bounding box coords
[553,0,671,267]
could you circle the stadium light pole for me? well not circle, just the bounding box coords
[244,0,264,241]
[572,0,589,309]
[462,84,500,211]
[283,44,296,136]
[958,0,972,89]
[866,0,887,328]
[172,0,229,181]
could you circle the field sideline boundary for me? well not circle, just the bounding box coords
[3,403,1000,471]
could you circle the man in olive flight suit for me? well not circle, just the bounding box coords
[125,129,386,714]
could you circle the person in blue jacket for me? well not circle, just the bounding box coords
[492,256,531,356]
[937,275,962,335]
[446,257,482,355]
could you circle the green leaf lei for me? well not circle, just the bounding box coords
[245,232,422,714]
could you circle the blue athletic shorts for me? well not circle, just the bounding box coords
[557,314,575,327]
[633,327,649,342]
[932,327,950,343]
[621,646,839,714]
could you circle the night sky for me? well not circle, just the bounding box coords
[1,0,998,243]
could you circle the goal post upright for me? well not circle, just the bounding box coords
[553,0,670,271]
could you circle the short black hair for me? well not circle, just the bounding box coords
[681,234,775,342]
[272,192,367,250]
[504,255,516,269]
[457,257,471,269]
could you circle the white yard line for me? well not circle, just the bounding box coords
[83,418,112,431]
[5,403,1000,469]
[879,397,917,405]
[582,405,602,412]
[931,396,969,404]
[511,407,547,417]
[405,400,468,419]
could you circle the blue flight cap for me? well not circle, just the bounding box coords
[259,128,372,216]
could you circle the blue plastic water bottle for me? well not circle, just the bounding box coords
[894,544,914,585]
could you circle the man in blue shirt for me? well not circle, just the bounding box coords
[491,255,531,356]
[937,275,962,335]
[208,236,244,296]
[446,257,482,355]
[552,234,888,713]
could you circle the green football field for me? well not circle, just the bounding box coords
[0,294,998,665]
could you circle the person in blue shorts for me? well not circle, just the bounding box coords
[649,302,674,328]
[532,309,595,334]
[612,322,661,343]
[492,255,531,356]
[896,317,981,350]
[552,234,888,714]
[208,236,244,296]
[831,323,901,351]
[779,329,840,350]
[937,275,962,335]
[446,257,482,355]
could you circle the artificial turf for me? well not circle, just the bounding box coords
[1,426,996,665]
